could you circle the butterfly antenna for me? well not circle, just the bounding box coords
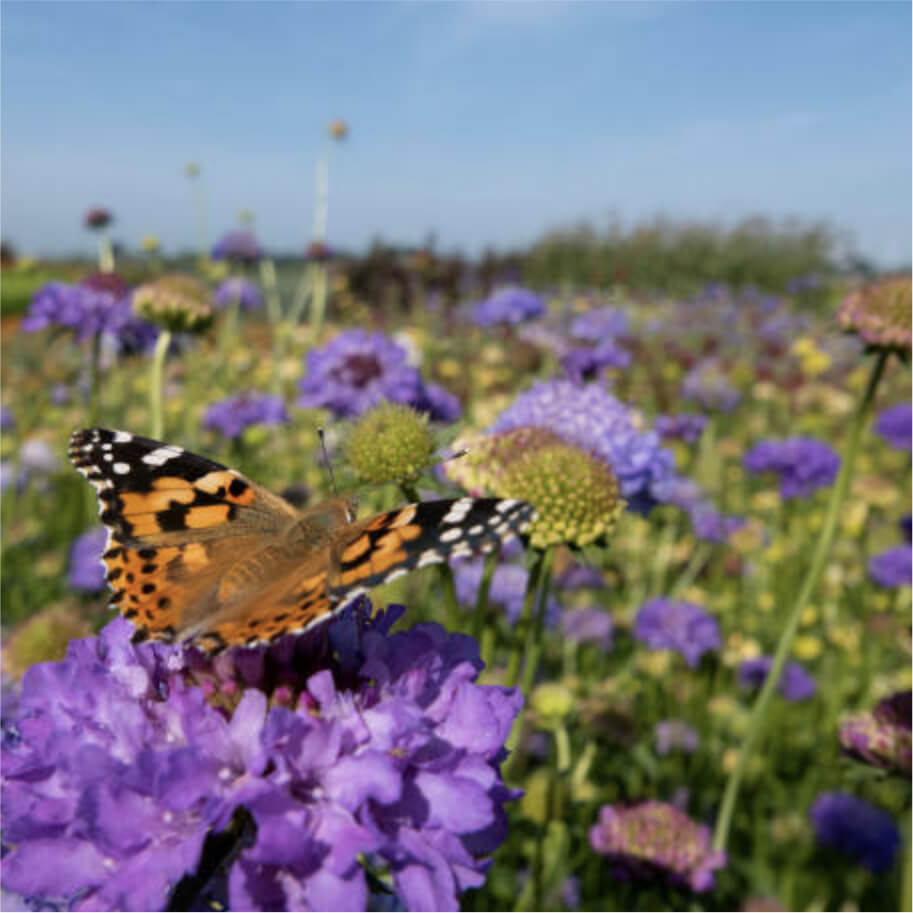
[317,427,339,497]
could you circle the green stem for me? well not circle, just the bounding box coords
[669,541,714,599]
[504,549,547,689]
[712,348,890,853]
[471,548,500,642]
[98,233,115,273]
[149,330,172,440]
[519,547,556,699]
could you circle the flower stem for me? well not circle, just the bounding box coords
[669,541,714,599]
[471,547,499,642]
[519,547,556,699]
[505,548,548,689]
[712,348,890,853]
[149,330,172,440]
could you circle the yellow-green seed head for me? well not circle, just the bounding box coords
[345,402,435,485]
[133,274,214,333]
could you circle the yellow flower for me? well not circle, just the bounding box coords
[800,606,818,626]
[140,235,161,253]
[758,592,776,613]
[792,635,822,661]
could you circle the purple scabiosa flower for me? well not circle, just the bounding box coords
[556,563,604,590]
[688,503,746,544]
[654,720,700,756]
[809,793,900,873]
[50,383,71,406]
[1,604,522,912]
[1,405,13,432]
[472,286,545,327]
[453,558,560,627]
[67,526,107,592]
[868,545,912,588]
[410,381,463,423]
[738,656,816,702]
[743,437,840,500]
[681,359,741,413]
[489,380,677,514]
[561,341,631,384]
[214,277,264,311]
[655,413,708,445]
[569,306,629,341]
[874,403,912,451]
[560,608,613,648]
[589,801,725,892]
[840,691,911,775]
[633,599,720,668]
[211,229,262,263]
[203,392,288,440]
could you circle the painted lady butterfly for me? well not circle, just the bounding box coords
[69,428,534,653]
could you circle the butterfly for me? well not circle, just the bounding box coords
[69,428,535,653]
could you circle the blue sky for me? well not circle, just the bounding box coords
[2,2,910,264]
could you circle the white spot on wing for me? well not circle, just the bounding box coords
[114,431,133,443]
[439,528,464,543]
[142,445,183,466]
[112,462,131,475]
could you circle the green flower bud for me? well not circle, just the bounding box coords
[345,402,435,485]
[531,682,575,720]
[837,277,911,354]
[133,274,214,333]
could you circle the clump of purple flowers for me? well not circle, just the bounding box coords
[655,413,708,445]
[561,341,631,384]
[297,329,461,422]
[1,604,522,911]
[67,526,107,592]
[840,691,911,775]
[452,558,560,628]
[874,403,912,452]
[203,392,289,440]
[490,380,677,514]
[868,545,912,588]
[633,598,720,668]
[472,287,545,327]
[211,230,262,263]
[743,437,840,500]
[569,306,629,341]
[589,801,725,892]
[738,656,816,702]
[809,793,900,873]
[214,277,264,311]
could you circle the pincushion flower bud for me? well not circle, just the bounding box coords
[840,691,911,775]
[345,402,434,485]
[837,277,912,354]
[133,275,214,334]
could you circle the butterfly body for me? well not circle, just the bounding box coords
[69,428,534,653]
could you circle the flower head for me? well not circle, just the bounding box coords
[868,545,912,588]
[214,277,264,312]
[1,605,522,911]
[560,608,613,648]
[687,503,746,544]
[634,598,720,668]
[654,720,700,756]
[874,403,912,451]
[738,656,816,702]
[589,801,725,892]
[681,359,741,413]
[743,437,840,500]
[133,275,214,334]
[840,691,911,775]
[472,286,545,327]
[84,207,113,230]
[655,413,708,444]
[1,406,14,432]
[203,392,288,440]
[809,793,900,873]
[345,402,434,485]
[837,277,912,353]
[211,230,263,264]
[561,341,631,384]
[67,526,108,592]
[569,307,629,341]
[328,119,349,140]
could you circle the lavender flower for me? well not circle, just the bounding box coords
[67,526,108,592]
[743,437,840,500]
[654,720,700,756]
[560,608,613,648]
[809,793,900,873]
[410,381,463,423]
[840,691,911,775]
[874,403,912,451]
[561,341,631,384]
[589,801,725,892]
[203,392,288,440]
[738,656,816,702]
[211,230,262,263]
[1,406,13,432]
[472,286,545,327]
[633,599,720,668]
[489,380,677,513]
[453,558,560,627]
[655,413,708,445]
[868,545,912,587]
[214,277,264,311]
[569,307,629,341]
[688,503,746,544]
[1,605,521,911]
[681,359,741,413]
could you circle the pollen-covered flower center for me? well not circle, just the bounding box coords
[339,353,383,387]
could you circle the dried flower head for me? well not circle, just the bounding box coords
[837,277,912,353]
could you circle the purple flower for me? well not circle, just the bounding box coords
[743,437,840,500]
[203,392,288,439]
[214,277,264,311]
[472,286,545,327]
[67,526,108,592]
[410,381,463,423]
[555,563,604,590]
[1,406,13,432]
[874,404,912,451]
[738,656,816,702]
[1,604,521,911]
[654,720,700,756]
[211,230,262,263]
[655,413,708,444]
[633,598,720,668]
[589,801,725,892]
[569,307,629,341]
[688,503,746,544]
[681,359,741,413]
[809,793,900,873]
[490,380,677,514]
[453,558,560,627]
[868,545,912,588]
[561,341,631,384]
[840,691,911,775]
[560,608,613,648]
[902,514,912,542]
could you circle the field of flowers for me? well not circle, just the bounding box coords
[0,212,910,912]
